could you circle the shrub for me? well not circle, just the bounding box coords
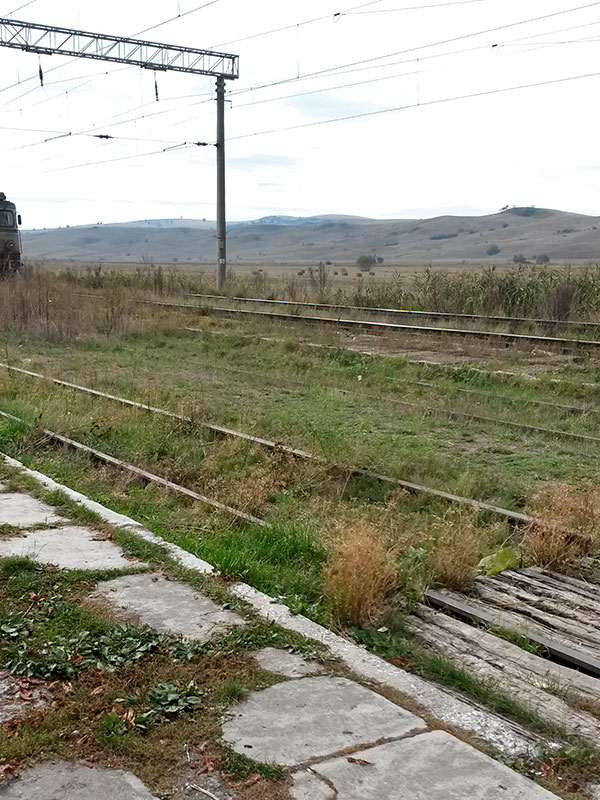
[486,244,500,256]
[356,254,376,270]
[430,232,458,240]
[508,206,538,217]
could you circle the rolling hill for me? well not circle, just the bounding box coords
[22,207,600,265]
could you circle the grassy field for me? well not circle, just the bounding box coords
[1,267,600,795]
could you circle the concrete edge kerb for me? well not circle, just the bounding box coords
[1,452,538,758]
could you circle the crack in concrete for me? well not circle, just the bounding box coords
[287,726,429,770]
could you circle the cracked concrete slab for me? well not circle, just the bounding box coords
[0,526,135,570]
[0,673,48,724]
[291,731,558,800]
[221,676,425,766]
[0,761,158,799]
[290,771,334,800]
[92,573,244,640]
[254,647,325,678]
[0,493,64,528]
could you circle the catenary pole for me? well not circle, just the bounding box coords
[216,76,226,291]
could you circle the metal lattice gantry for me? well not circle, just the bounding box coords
[0,17,239,288]
[0,18,238,77]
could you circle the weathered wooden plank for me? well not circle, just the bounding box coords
[409,608,600,743]
[425,588,600,673]
[476,579,600,635]
[493,570,600,616]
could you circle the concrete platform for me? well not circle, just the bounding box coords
[254,647,325,678]
[92,573,244,640]
[0,493,64,528]
[221,676,425,766]
[0,762,158,799]
[0,526,134,570]
[291,731,557,800]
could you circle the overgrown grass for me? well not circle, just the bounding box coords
[58,262,600,321]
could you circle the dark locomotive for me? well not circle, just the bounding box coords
[0,192,22,273]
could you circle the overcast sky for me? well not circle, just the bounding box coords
[1,0,599,227]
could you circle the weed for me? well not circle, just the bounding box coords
[523,482,600,568]
[429,508,483,589]
[213,678,248,705]
[147,679,203,716]
[96,711,128,746]
[489,626,545,655]
[323,520,398,625]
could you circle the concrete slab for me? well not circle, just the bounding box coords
[0,761,158,798]
[221,676,425,766]
[0,493,64,528]
[291,731,558,800]
[92,573,244,640]
[0,673,47,723]
[254,647,324,678]
[0,526,134,570]
[290,771,334,800]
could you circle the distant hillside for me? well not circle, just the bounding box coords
[22,207,600,264]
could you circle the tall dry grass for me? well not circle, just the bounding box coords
[0,269,150,341]
[321,502,502,622]
[427,508,483,589]
[523,482,600,569]
[60,261,600,321]
[323,520,399,626]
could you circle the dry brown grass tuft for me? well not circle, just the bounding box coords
[523,482,600,569]
[323,520,399,626]
[429,508,482,589]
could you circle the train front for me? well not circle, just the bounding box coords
[0,192,22,272]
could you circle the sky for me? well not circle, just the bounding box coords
[1,0,600,228]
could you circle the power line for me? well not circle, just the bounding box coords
[67,15,600,132]
[41,140,212,173]
[227,1,600,97]
[1,0,36,15]
[132,0,223,37]
[210,0,387,48]
[346,0,492,11]
[19,64,600,174]
[227,68,600,141]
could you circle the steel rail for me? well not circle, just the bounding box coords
[182,327,600,407]
[409,359,600,392]
[0,361,536,525]
[201,360,596,421]
[190,361,599,444]
[187,293,600,331]
[0,409,267,528]
[141,300,600,349]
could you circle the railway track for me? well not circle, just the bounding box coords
[188,293,600,332]
[196,359,598,422]
[141,298,600,350]
[184,324,600,398]
[177,360,600,445]
[0,361,544,526]
[2,405,598,744]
